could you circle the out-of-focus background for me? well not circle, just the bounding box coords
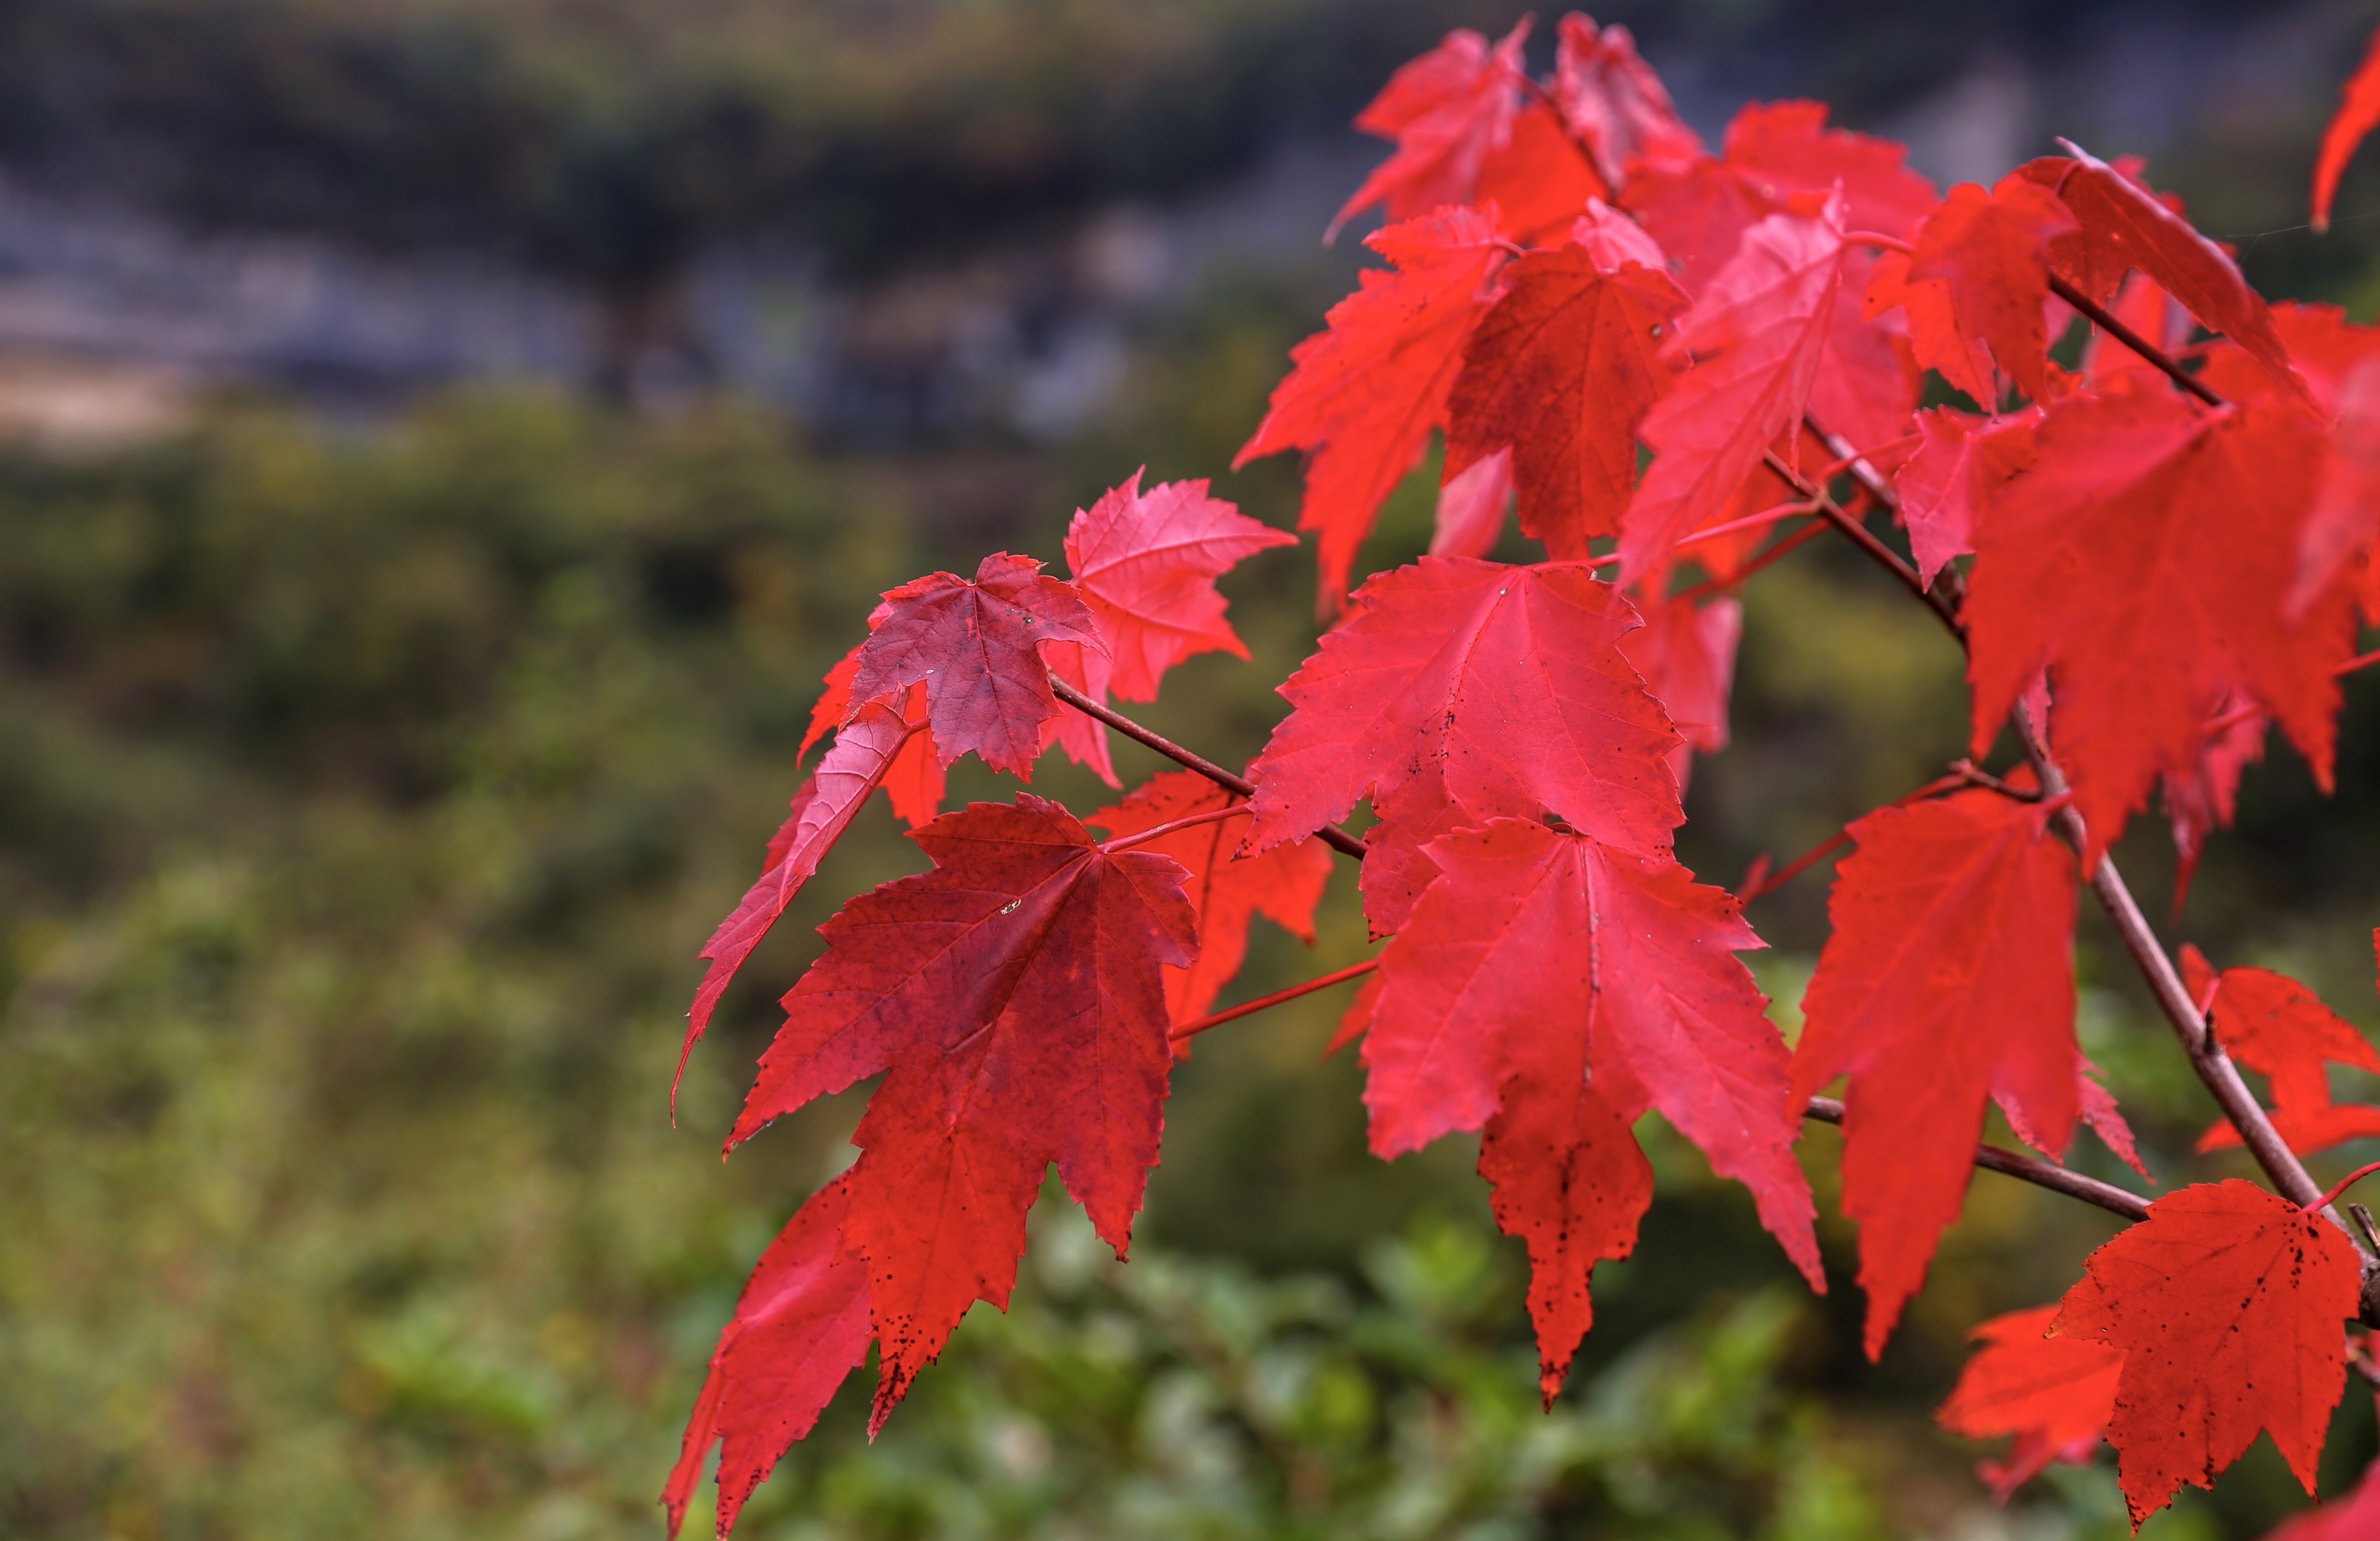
[7,3,2380,1537]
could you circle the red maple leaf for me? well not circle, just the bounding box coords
[664,1172,872,1541]
[1873,174,2079,408]
[1808,247,1921,464]
[2019,145,2310,406]
[2161,693,2266,907]
[1620,198,1846,584]
[2054,1179,2362,1526]
[1364,817,1822,1397]
[1891,406,2038,585]
[1623,101,1934,303]
[2081,273,2189,394]
[1443,207,1689,557]
[1551,13,1701,190]
[1964,390,2356,868]
[2266,1446,2380,1540]
[1235,207,1506,610]
[1087,770,1333,1027]
[1789,788,2082,1358]
[845,553,1105,779]
[1617,592,1742,794]
[1722,100,1938,240]
[728,795,1197,1429]
[2183,949,2380,1158]
[2313,22,2380,232]
[1475,98,1609,247]
[677,700,926,1105]
[1936,1304,2124,1503]
[1429,446,1514,558]
[1240,557,1683,934]
[1328,20,1530,242]
[1060,470,1292,701]
[804,648,946,827]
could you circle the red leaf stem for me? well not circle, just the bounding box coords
[1099,802,1249,856]
[1048,672,1371,860]
[2310,1161,2380,1215]
[1169,957,1381,1041]
[1842,230,1916,255]
[1740,772,1969,901]
[1672,518,1834,605]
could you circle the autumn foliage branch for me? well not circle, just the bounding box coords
[656,13,2380,1538]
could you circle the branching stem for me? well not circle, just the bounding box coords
[1100,803,1248,856]
[1803,1096,2148,1221]
[1049,674,1370,860]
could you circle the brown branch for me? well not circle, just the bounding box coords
[1803,1096,2149,1222]
[1792,408,2364,1255]
[2047,273,2225,409]
[1761,448,1965,639]
[1048,674,1370,861]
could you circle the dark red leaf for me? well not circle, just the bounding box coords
[847,554,1105,780]
[730,795,1197,1431]
[1444,210,1689,557]
[2054,1179,2361,1525]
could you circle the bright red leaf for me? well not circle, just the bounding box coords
[1892,406,2038,585]
[2186,952,2380,1158]
[1789,788,2082,1358]
[1964,389,2356,868]
[729,795,1197,1429]
[1235,207,1506,610]
[1328,20,1529,242]
[1551,13,1701,190]
[1880,174,2079,407]
[2162,694,2266,907]
[1240,557,1683,934]
[1430,445,1513,558]
[1088,770,1333,1027]
[678,702,926,1106]
[1475,98,1609,247]
[1723,100,1938,240]
[845,553,1105,780]
[1443,209,1689,557]
[2054,1179,2362,1525]
[2019,145,2310,405]
[1061,471,1292,702]
[1617,592,1742,794]
[2313,23,2380,233]
[664,1172,872,1541]
[1365,817,1822,1394]
[1936,1304,2124,1503]
[1621,199,1846,584]
[2081,272,2189,394]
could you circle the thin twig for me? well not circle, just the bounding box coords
[2047,273,2226,408]
[1762,448,1966,638]
[1170,958,1380,1041]
[1740,773,1970,901]
[1803,1096,2149,1221]
[1100,803,1248,856]
[1049,674,1370,861]
[1948,758,2042,802]
[1671,519,1832,605]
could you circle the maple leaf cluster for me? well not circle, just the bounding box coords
[661,16,2380,1537]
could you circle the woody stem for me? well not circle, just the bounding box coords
[1048,674,1370,860]
[1802,1096,2148,1221]
[1796,407,2348,1239]
[2046,273,2226,408]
